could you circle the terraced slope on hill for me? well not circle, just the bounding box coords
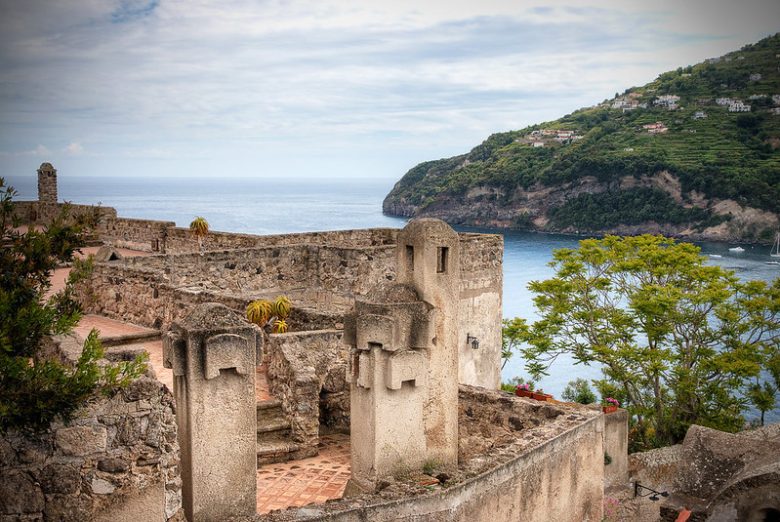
[384,34,780,242]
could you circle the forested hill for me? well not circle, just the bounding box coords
[383,33,780,243]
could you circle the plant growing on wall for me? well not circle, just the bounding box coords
[514,234,780,449]
[0,178,147,433]
[246,295,293,333]
[189,216,209,254]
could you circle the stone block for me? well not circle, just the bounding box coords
[91,477,116,495]
[98,457,129,473]
[55,426,107,457]
[0,471,44,514]
[40,464,80,494]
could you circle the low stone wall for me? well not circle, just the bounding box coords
[10,201,118,227]
[252,387,605,522]
[99,217,174,253]
[0,376,183,522]
[603,409,629,487]
[163,227,398,254]
[266,330,350,453]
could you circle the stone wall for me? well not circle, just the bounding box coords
[266,330,350,453]
[10,201,118,227]
[99,218,174,253]
[78,263,343,332]
[603,409,629,487]
[163,227,398,255]
[457,233,503,389]
[0,376,183,522]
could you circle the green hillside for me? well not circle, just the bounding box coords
[384,34,780,241]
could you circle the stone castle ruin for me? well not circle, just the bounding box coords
[1,163,637,521]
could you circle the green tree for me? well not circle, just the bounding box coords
[516,235,780,448]
[0,178,146,433]
[562,378,597,404]
[502,317,526,369]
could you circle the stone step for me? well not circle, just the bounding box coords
[256,439,319,466]
[257,417,290,435]
[256,398,282,413]
[256,439,302,466]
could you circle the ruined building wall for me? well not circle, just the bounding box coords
[0,377,183,522]
[457,233,503,389]
[99,217,174,253]
[163,227,398,254]
[266,330,350,456]
[603,409,629,488]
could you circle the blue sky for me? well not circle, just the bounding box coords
[1,0,779,180]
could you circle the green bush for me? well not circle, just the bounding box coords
[0,178,147,433]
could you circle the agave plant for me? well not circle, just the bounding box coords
[272,295,292,319]
[272,319,288,334]
[189,216,209,254]
[246,299,273,327]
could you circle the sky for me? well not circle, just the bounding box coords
[1,0,779,180]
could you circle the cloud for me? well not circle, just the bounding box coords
[0,0,778,178]
[64,142,84,155]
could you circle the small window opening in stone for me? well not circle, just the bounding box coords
[406,245,414,271]
[437,246,449,273]
[368,342,382,350]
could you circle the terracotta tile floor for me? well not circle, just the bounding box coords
[256,434,351,514]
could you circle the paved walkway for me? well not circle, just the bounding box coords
[257,434,351,514]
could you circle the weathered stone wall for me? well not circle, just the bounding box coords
[99,217,174,253]
[10,201,118,226]
[78,263,344,332]
[603,409,629,487]
[457,233,503,389]
[0,377,183,522]
[163,227,398,254]
[266,330,350,453]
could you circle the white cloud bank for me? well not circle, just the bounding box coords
[0,0,778,179]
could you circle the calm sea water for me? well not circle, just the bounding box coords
[7,175,779,421]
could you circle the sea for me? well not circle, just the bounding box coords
[7,174,780,422]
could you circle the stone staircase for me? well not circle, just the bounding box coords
[255,365,315,465]
[256,399,303,465]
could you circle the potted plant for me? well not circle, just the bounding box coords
[602,397,620,413]
[532,388,553,401]
[515,383,533,398]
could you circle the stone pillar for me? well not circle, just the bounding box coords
[396,218,460,467]
[343,283,436,493]
[163,303,258,521]
[37,162,57,204]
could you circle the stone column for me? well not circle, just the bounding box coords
[396,218,460,467]
[163,303,258,521]
[343,284,436,493]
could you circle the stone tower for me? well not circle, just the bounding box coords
[395,218,461,468]
[37,162,57,203]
